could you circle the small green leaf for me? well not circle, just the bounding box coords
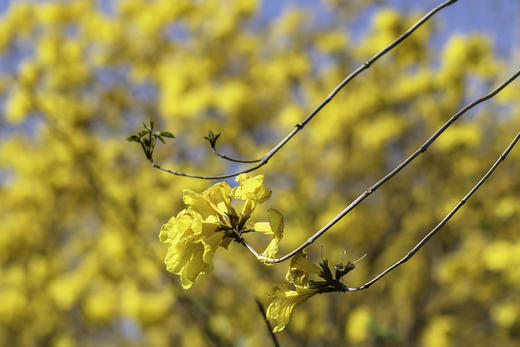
[156,135,165,143]
[159,131,175,138]
[149,119,154,130]
[138,130,149,137]
[126,135,140,142]
[143,122,150,131]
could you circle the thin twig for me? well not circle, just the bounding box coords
[151,0,458,180]
[254,297,280,347]
[211,147,262,164]
[347,130,520,291]
[241,69,520,263]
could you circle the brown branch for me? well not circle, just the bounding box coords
[151,0,459,180]
[347,129,520,291]
[211,146,262,164]
[254,297,280,347]
[240,69,520,263]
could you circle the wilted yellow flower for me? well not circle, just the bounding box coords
[160,175,275,288]
[266,252,322,332]
[285,250,322,286]
[266,252,355,332]
[267,283,318,333]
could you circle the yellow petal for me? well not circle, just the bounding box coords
[203,181,232,202]
[183,189,215,218]
[201,232,224,265]
[159,216,177,243]
[180,243,208,289]
[254,222,272,234]
[267,208,284,239]
[159,210,194,244]
[261,238,280,262]
[202,214,220,226]
[234,173,249,183]
[254,209,284,236]
[231,174,272,203]
[285,251,321,286]
[239,199,257,220]
[266,284,317,332]
[164,237,196,275]
[189,216,203,235]
[204,182,232,216]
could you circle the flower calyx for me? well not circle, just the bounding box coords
[308,259,356,294]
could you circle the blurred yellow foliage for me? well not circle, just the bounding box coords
[346,305,372,344]
[0,0,519,346]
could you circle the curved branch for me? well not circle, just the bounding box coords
[151,0,459,180]
[241,69,520,263]
[211,147,262,164]
[347,130,520,291]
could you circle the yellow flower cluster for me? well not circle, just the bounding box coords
[159,174,284,288]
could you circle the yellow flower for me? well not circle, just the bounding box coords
[285,250,321,286]
[266,252,354,332]
[160,175,274,288]
[267,284,318,333]
[160,209,223,289]
[266,251,321,332]
[231,173,271,203]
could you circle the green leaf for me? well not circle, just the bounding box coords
[126,135,140,142]
[159,131,175,138]
[156,135,165,143]
[138,130,149,137]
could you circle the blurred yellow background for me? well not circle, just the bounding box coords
[0,0,519,346]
